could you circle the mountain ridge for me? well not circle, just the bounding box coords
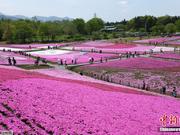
[0,12,73,22]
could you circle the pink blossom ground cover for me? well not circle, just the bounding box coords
[66,45,156,53]
[30,51,118,64]
[74,41,115,47]
[0,43,67,50]
[64,41,156,53]
[73,53,118,64]
[0,47,25,52]
[0,51,35,65]
[134,36,180,44]
[134,37,167,44]
[64,41,176,53]
[74,41,137,48]
[108,45,154,53]
[102,70,180,94]
[35,68,180,95]
[86,57,180,70]
[151,52,180,60]
[0,67,180,134]
[98,44,136,49]
[166,40,180,46]
[79,57,180,94]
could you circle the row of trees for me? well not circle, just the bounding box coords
[0,15,180,44]
[108,15,180,35]
[0,18,104,43]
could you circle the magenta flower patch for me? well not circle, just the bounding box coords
[86,57,180,70]
[0,51,34,65]
[134,36,180,44]
[151,52,180,60]
[0,67,180,134]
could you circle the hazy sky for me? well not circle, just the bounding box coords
[0,0,180,22]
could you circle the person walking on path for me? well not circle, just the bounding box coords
[8,57,12,65]
[172,87,177,98]
[57,58,61,65]
[12,57,16,66]
[74,58,77,64]
[60,59,63,65]
[142,81,146,90]
[100,57,103,63]
[160,86,166,94]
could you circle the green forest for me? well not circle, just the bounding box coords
[0,15,180,44]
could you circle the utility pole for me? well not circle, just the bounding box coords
[94,13,97,18]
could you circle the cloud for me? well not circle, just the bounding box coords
[117,0,128,6]
[117,0,129,13]
[0,0,15,13]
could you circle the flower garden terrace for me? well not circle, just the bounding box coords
[133,36,180,44]
[0,42,73,52]
[0,51,35,66]
[72,55,180,97]
[61,41,176,54]
[166,40,180,47]
[1,41,179,98]
[0,40,179,69]
[133,36,180,47]
[25,41,177,67]
[0,40,180,134]
[27,50,119,65]
[0,65,180,134]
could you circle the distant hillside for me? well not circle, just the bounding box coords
[0,12,73,22]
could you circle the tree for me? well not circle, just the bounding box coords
[62,21,77,35]
[39,23,51,41]
[0,22,4,40]
[117,24,127,31]
[175,20,180,32]
[2,21,14,43]
[151,25,165,35]
[14,21,34,43]
[91,32,101,40]
[73,18,86,34]
[48,23,62,41]
[157,16,172,26]
[29,20,41,41]
[86,18,104,34]
[165,23,176,34]
[127,16,157,32]
[145,16,157,32]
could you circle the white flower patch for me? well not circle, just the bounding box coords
[13,56,27,60]
[28,50,72,56]
[152,47,174,52]
[61,47,74,50]
[0,47,25,51]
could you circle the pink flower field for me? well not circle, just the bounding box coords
[166,40,180,46]
[74,41,137,48]
[0,43,68,50]
[151,52,180,60]
[0,66,180,134]
[0,40,180,134]
[74,41,115,47]
[86,57,180,70]
[78,56,180,95]
[68,44,156,53]
[63,41,176,53]
[134,36,180,44]
[0,51,35,65]
[29,51,118,64]
[134,37,167,44]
